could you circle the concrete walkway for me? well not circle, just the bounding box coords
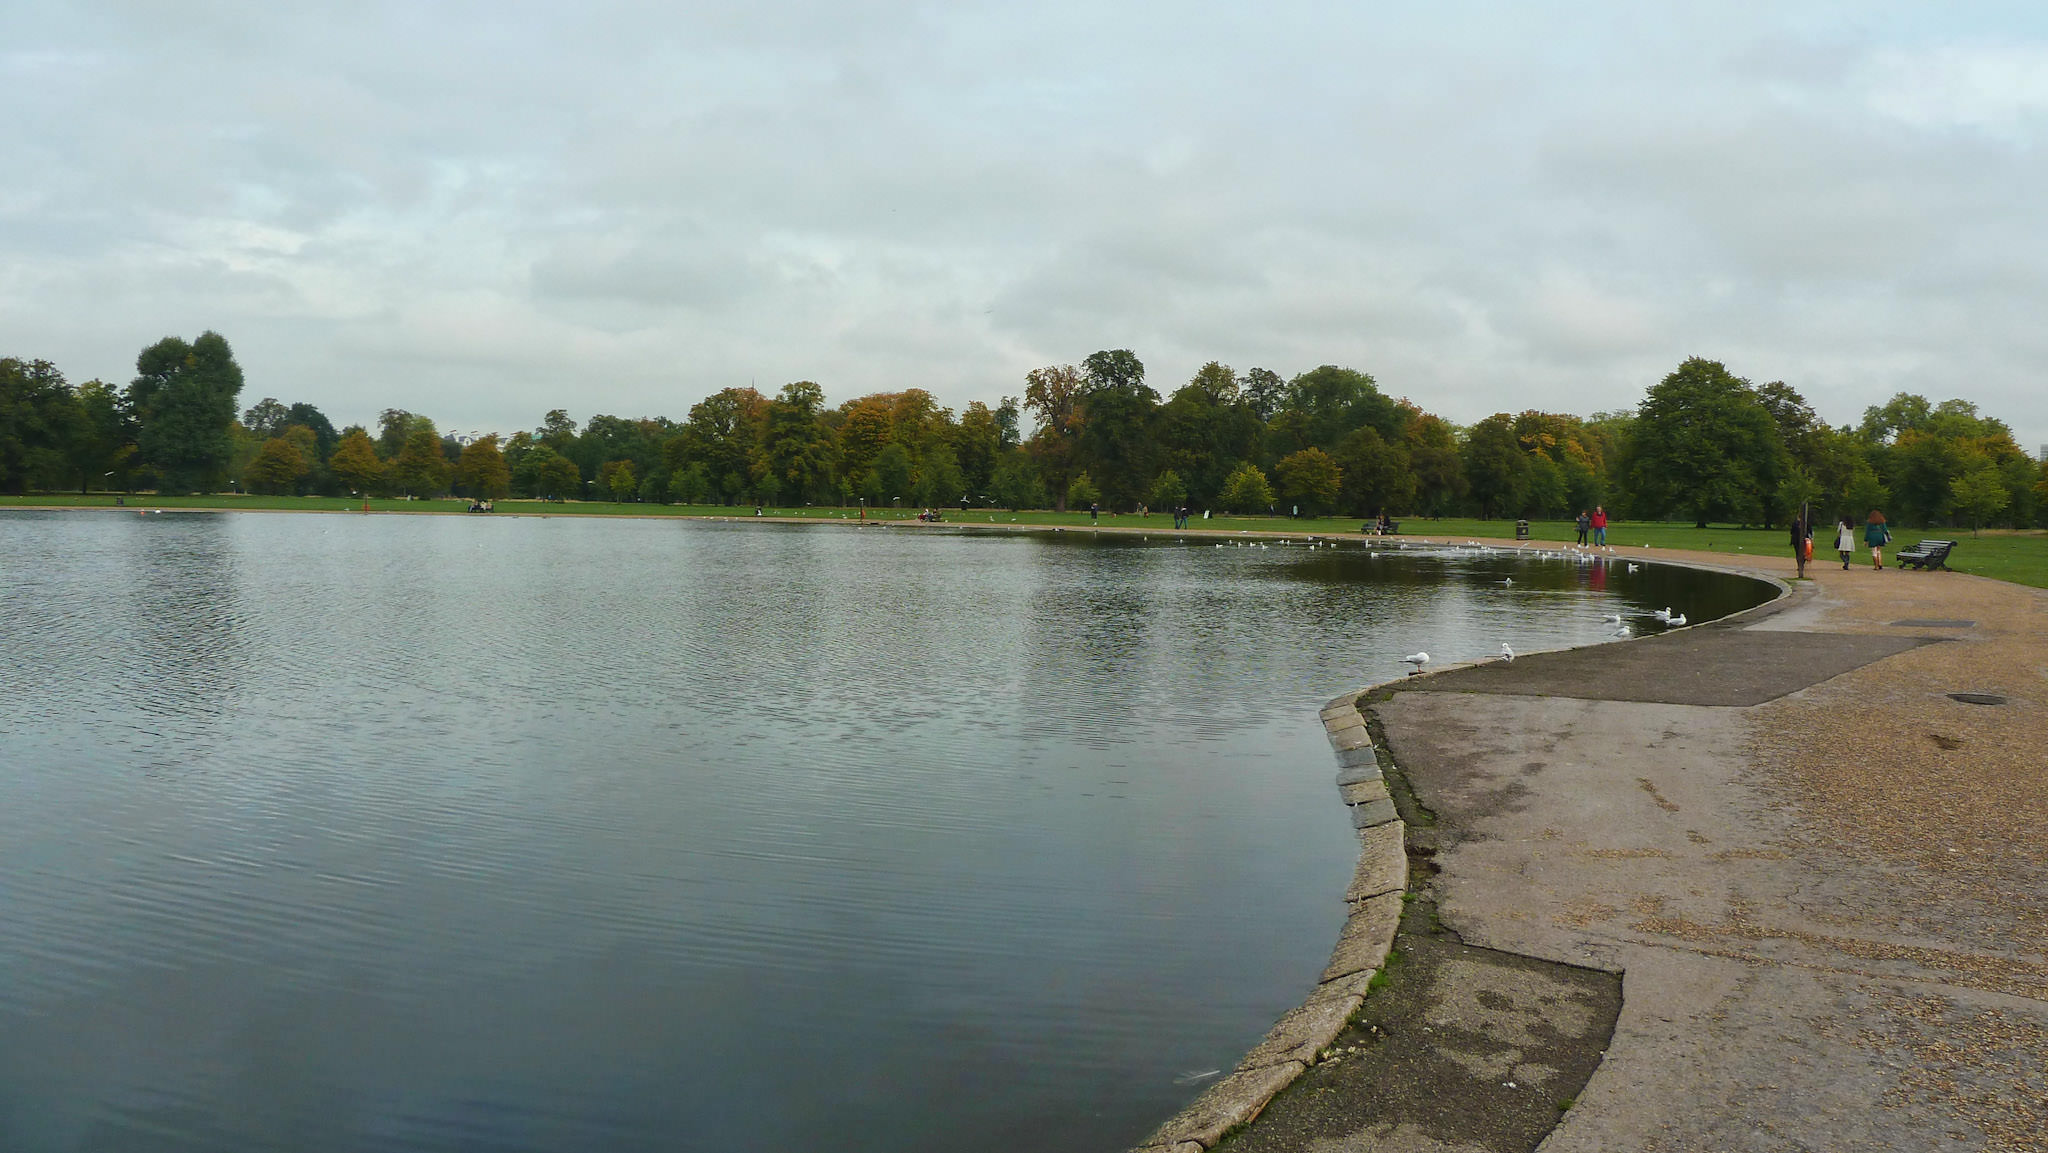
[1217,542,2048,1152]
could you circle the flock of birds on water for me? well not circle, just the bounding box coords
[1132,532,1695,678]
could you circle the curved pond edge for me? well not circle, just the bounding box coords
[1132,552,1789,1152]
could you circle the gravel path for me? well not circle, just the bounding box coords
[1209,542,2048,1153]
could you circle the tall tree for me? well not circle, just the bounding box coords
[761,381,837,503]
[245,437,307,494]
[1074,349,1158,509]
[0,357,78,494]
[1461,414,1531,519]
[1023,364,1085,510]
[456,434,511,500]
[390,423,450,496]
[329,428,385,496]
[127,331,244,493]
[1624,357,1787,527]
[1273,447,1342,515]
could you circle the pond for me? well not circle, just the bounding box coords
[0,513,1771,1152]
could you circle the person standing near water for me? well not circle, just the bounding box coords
[1591,506,1608,546]
[1575,510,1590,545]
[1789,505,1812,578]
[1865,510,1891,569]
[1835,516,1857,569]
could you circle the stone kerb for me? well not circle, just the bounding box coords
[1134,690,1408,1151]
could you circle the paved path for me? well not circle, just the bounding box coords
[1218,543,2048,1152]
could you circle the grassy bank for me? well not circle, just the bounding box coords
[8,494,2044,589]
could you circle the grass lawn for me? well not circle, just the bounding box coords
[9,494,2044,589]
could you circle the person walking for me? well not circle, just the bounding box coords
[1591,506,1608,547]
[1834,516,1857,570]
[1575,510,1590,546]
[1865,510,1891,569]
[1789,505,1812,578]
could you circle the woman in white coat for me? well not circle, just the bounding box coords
[1834,516,1857,570]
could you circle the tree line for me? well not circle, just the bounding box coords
[4,334,2044,530]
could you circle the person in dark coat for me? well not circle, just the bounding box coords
[1789,506,1813,578]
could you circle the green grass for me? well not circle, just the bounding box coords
[8,494,2044,588]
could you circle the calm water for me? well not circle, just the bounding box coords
[0,512,1769,1153]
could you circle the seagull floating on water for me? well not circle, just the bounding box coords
[1626,563,1639,573]
[1612,624,1632,637]
[1401,651,1430,674]
[1600,613,1624,623]
[1653,608,1674,622]
[1665,612,1687,627]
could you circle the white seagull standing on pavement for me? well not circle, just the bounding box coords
[1401,651,1430,675]
[1500,643,1515,663]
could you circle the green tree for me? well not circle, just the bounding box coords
[867,442,914,505]
[390,424,450,496]
[1273,447,1342,515]
[1333,425,1415,516]
[600,459,639,501]
[1023,364,1085,510]
[329,428,385,496]
[1950,462,2008,533]
[1625,357,1787,527]
[1240,367,1286,422]
[1403,410,1466,516]
[668,462,713,505]
[1148,469,1188,510]
[762,381,837,503]
[245,437,307,494]
[990,454,1047,510]
[955,401,1002,499]
[72,378,137,493]
[1216,461,1275,514]
[1270,365,1404,456]
[913,443,965,508]
[0,357,78,493]
[456,434,511,499]
[1065,470,1101,509]
[534,448,582,500]
[127,331,244,493]
[1461,414,1530,519]
[242,397,290,438]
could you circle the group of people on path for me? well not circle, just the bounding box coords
[1789,507,1892,577]
[1574,507,1608,546]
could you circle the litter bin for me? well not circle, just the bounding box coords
[1515,519,1530,540]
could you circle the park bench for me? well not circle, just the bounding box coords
[1894,539,1957,571]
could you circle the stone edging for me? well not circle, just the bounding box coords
[1132,690,1407,1151]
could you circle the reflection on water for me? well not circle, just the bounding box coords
[0,513,1769,1153]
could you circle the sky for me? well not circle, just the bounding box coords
[4,1,2045,452]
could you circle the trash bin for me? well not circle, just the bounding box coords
[1515,519,1530,540]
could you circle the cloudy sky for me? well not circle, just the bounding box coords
[4,1,2045,450]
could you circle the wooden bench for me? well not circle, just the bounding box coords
[1895,539,1957,571]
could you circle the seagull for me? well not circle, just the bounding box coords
[1401,652,1430,674]
[1500,643,1515,663]
[1653,608,1673,622]
[1665,612,1687,627]
[1499,577,1514,586]
[1600,613,1624,623]
[1612,624,1632,637]
[1626,563,1639,573]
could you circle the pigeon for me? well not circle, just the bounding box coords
[1401,652,1430,674]
[1500,643,1515,663]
